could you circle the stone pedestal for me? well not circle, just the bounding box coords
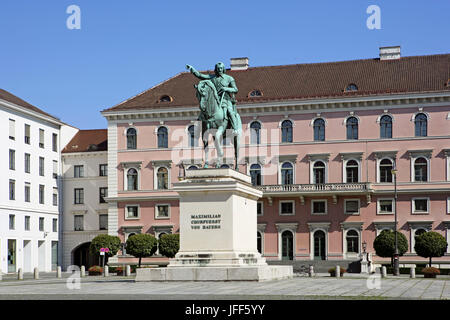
[136,168,293,282]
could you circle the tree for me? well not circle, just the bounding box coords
[373,230,408,266]
[89,234,121,264]
[125,234,157,267]
[159,234,180,258]
[414,231,447,267]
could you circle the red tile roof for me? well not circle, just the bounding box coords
[62,129,107,153]
[103,54,450,113]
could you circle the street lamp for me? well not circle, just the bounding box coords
[391,166,400,276]
[362,241,367,254]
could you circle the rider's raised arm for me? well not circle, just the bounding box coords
[186,64,211,80]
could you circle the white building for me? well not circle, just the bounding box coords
[61,129,108,270]
[0,89,78,273]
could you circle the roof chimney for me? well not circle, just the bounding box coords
[379,46,401,60]
[230,57,249,70]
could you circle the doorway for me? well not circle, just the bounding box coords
[314,230,326,260]
[7,239,16,273]
[23,240,32,272]
[72,242,98,269]
[281,231,293,260]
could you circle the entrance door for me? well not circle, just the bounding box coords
[281,231,293,260]
[23,240,32,272]
[314,230,326,260]
[73,242,98,269]
[51,241,58,271]
[7,239,16,273]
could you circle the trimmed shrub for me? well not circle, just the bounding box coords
[422,267,440,278]
[89,234,121,260]
[88,266,103,276]
[328,267,346,277]
[373,230,408,266]
[158,234,180,258]
[414,231,448,267]
[126,234,158,267]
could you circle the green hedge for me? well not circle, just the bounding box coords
[384,266,450,275]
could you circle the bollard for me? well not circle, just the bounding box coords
[34,267,39,280]
[57,266,62,278]
[381,266,387,278]
[80,265,86,277]
[125,265,131,277]
[18,268,23,280]
[410,267,415,278]
[309,266,314,277]
[335,266,340,278]
[104,265,109,277]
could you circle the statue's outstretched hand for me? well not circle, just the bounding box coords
[186,64,194,73]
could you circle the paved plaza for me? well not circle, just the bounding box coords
[0,273,450,300]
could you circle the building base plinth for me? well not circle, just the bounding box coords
[135,265,293,282]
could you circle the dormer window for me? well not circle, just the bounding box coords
[249,89,262,97]
[345,84,358,92]
[159,95,172,103]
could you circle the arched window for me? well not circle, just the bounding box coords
[346,117,358,140]
[415,113,427,137]
[414,157,428,182]
[281,162,294,185]
[249,89,262,97]
[346,230,359,253]
[220,164,230,169]
[187,165,198,170]
[159,95,172,103]
[127,168,138,190]
[281,120,293,143]
[257,232,262,254]
[157,127,168,148]
[250,121,261,144]
[380,115,392,139]
[379,159,393,183]
[157,167,168,190]
[313,118,325,141]
[126,128,137,150]
[281,231,293,260]
[345,84,358,92]
[188,125,196,147]
[346,160,359,183]
[313,161,325,184]
[250,164,262,186]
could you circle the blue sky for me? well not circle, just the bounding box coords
[0,0,449,129]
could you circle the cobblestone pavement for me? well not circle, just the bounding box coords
[0,274,450,300]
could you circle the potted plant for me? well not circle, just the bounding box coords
[422,267,440,278]
[88,265,103,276]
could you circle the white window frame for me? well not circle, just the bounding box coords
[447,197,450,214]
[344,199,360,215]
[278,161,295,185]
[275,223,298,260]
[186,124,199,148]
[377,198,395,215]
[156,125,169,148]
[154,165,170,190]
[343,228,361,258]
[279,118,295,143]
[376,157,395,183]
[155,203,171,220]
[308,223,330,260]
[310,159,328,184]
[125,204,140,220]
[248,120,263,145]
[411,156,430,183]
[412,197,430,214]
[257,201,264,216]
[311,199,327,215]
[125,126,138,149]
[124,167,140,191]
[279,200,295,216]
[343,158,361,183]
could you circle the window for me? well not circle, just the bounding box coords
[250,164,262,186]
[39,157,45,176]
[24,124,30,144]
[249,89,262,97]
[187,165,198,170]
[313,161,326,184]
[99,214,108,230]
[52,133,58,152]
[9,214,15,230]
[24,153,30,173]
[53,160,58,179]
[313,118,325,141]
[346,160,359,183]
[127,168,138,190]
[188,125,197,147]
[380,115,392,139]
[99,164,108,176]
[74,165,84,178]
[346,230,359,253]
[312,200,327,215]
[156,204,169,219]
[99,187,108,203]
[157,167,168,190]
[9,119,15,140]
[25,216,30,231]
[9,149,15,170]
[126,128,137,150]
[126,205,139,219]
[39,129,44,148]
[414,157,428,182]
[52,219,58,232]
[346,117,358,140]
[412,198,429,214]
[414,113,427,137]
[345,199,360,215]
[53,188,58,206]
[24,184,30,202]
[379,159,393,183]
[257,202,263,216]
[74,188,84,204]
[257,232,262,254]
[74,215,83,231]
[281,120,293,143]
[448,197,450,214]
[345,84,358,92]
[378,199,394,214]
[159,95,172,102]
[39,185,45,204]
[281,162,294,185]
[157,127,168,148]
[220,164,230,169]
[9,179,15,200]
[280,201,294,215]
[250,121,261,145]
[39,217,44,231]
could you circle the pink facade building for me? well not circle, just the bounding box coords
[102,48,450,268]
